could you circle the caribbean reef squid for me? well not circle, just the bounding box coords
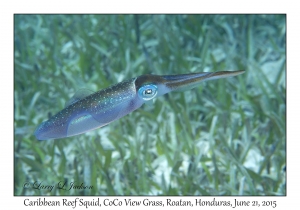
[35,70,244,140]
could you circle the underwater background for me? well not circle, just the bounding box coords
[14,14,286,195]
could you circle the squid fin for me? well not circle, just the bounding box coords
[65,88,95,107]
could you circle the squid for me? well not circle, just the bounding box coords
[35,70,244,140]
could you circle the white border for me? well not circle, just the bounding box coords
[3,0,295,209]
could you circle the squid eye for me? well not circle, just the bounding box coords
[138,84,158,101]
